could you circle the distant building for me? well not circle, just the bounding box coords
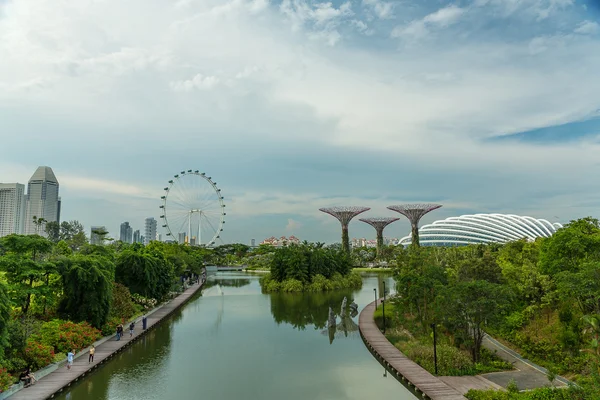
[178,232,186,244]
[133,229,141,243]
[251,238,255,247]
[144,217,157,246]
[24,166,60,236]
[157,233,162,242]
[398,213,563,247]
[260,235,300,247]
[0,183,26,237]
[90,226,106,245]
[120,222,133,243]
[140,235,145,244]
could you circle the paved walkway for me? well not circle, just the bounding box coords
[359,300,466,400]
[481,334,570,390]
[8,280,205,400]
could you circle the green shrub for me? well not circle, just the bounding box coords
[24,341,55,370]
[465,386,591,400]
[281,279,304,292]
[404,343,477,376]
[374,303,395,329]
[29,319,102,356]
[0,367,13,391]
[110,283,136,320]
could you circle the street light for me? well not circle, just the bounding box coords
[382,281,386,334]
[431,323,438,375]
[373,288,377,307]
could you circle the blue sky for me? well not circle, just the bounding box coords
[1,0,600,244]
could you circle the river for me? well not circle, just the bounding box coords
[55,272,416,400]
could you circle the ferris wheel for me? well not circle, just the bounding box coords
[160,170,225,247]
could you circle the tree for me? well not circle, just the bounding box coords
[539,217,600,275]
[59,220,87,251]
[438,280,512,362]
[0,283,11,357]
[115,248,173,300]
[45,221,60,243]
[0,234,54,315]
[58,254,114,328]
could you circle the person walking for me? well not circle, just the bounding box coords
[89,345,95,363]
[129,321,135,337]
[116,324,123,341]
[67,350,74,370]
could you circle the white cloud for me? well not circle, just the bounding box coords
[169,73,220,92]
[362,0,394,19]
[392,5,465,39]
[279,0,352,44]
[574,20,600,35]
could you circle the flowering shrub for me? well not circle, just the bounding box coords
[24,341,55,370]
[0,368,14,392]
[111,283,136,320]
[100,316,122,336]
[131,293,157,310]
[29,319,101,356]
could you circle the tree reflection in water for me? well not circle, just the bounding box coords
[270,290,359,344]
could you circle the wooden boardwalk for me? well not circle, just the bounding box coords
[8,281,205,400]
[359,300,466,400]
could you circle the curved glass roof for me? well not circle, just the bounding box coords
[399,213,563,246]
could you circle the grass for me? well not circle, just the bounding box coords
[379,302,513,376]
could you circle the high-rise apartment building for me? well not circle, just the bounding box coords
[120,222,133,243]
[144,217,157,246]
[90,226,106,245]
[133,229,141,243]
[178,232,186,244]
[24,166,60,236]
[0,183,26,237]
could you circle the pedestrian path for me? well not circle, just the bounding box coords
[7,280,205,400]
[481,334,571,390]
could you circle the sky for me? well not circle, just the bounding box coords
[1,0,600,245]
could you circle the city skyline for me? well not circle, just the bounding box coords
[2,1,600,243]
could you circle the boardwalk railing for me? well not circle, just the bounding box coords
[359,300,466,400]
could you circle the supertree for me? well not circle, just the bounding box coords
[319,206,370,253]
[359,217,400,258]
[387,204,442,247]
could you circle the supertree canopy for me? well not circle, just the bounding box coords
[359,217,400,258]
[387,204,442,247]
[319,206,370,253]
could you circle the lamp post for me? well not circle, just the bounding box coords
[431,323,438,375]
[373,288,377,307]
[382,281,386,334]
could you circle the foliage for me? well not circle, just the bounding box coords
[115,247,174,300]
[58,255,114,328]
[24,340,54,370]
[110,283,136,321]
[0,367,13,392]
[0,284,10,355]
[261,271,362,293]
[131,293,157,310]
[465,386,593,400]
[28,319,101,356]
[373,302,395,329]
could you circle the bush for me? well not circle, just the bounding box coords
[24,341,55,370]
[261,271,362,293]
[465,386,591,400]
[111,283,136,320]
[100,316,123,337]
[29,320,101,356]
[403,343,477,376]
[131,293,157,310]
[281,279,304,292]
[374,303,395,329]
[0,367,13,392]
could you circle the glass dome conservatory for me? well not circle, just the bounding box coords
[398,213,563,246]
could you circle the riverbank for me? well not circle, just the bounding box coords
[5,279,205,400]
[359,300,467,400]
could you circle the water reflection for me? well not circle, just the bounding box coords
[270,289,361,344]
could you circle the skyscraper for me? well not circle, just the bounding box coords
[90,226,106,245]
[0,183,26,237]
[120,222,133,243]
[133,229,141,243]
[24,166,60,236]
[144,217,157,246]
[178,232,186,244]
